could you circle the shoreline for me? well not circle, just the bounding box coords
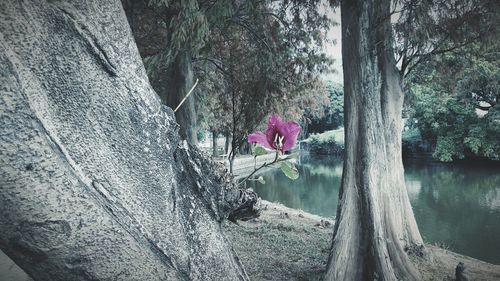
[224,200,500,281]
[1,200,498,280]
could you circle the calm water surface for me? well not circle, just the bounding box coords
[249,154,500,264]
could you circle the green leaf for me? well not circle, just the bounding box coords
[281,153,297,161]
[257,176,265,184]
[254,146,268,156]
[280,161,299,180]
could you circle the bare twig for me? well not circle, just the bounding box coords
[174,78,199,113]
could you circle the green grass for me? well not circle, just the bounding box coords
[305,129,344,145]
[223,207,332,280]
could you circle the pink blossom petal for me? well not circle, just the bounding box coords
[267,114,282,131]
[265,113,283,145]
[275,117,289,137]
[248,132,273,150]
[282,121,301,152]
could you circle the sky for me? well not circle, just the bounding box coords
[319,3,343,84]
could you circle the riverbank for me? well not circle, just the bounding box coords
[224,200,500,281]
[214,153,299,179]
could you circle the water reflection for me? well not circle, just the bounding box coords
[249,155,500,264]
[250,155,342,218]
[405,160,500,264]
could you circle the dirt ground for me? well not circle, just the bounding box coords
[224,200,500,281]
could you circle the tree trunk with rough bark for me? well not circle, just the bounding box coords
[228,151,235,175]
[325,1,426,280]
[0,1,255,280]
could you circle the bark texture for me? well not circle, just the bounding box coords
[123,1,198,145]
[324,1,425,280]
[212,132,218,157]
[0,1,248,280]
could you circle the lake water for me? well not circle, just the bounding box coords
[248,154,500,264]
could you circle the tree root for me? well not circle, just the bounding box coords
[227,189,261,223]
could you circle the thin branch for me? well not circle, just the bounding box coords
[237,152,293,187]
[194,56,232,76]
[174,79,199,112]
[414,34,482,58]
[234,12,290,28]
[227,18,272,51]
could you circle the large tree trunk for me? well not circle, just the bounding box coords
[0,1,250,280]
[123,1,198,145]
[324,1,425,280]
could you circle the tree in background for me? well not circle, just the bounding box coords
[194,65,232,156]
[394,0,499,78]
[396,0,500,161]
[123,0,209,144]
[325,0,499,279]
[405,40,499,161]
[195,0,333,171]
[125,0,334,159]
[304,81,344,135]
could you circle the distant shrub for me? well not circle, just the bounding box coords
[401,128,434,158]
[402,128,422,144]
[304,129,344,155]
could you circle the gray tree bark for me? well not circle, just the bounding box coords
[324,0,425,280]
[0,1,250,280]
[212,131,218,157]
[224,133,231,156]
[122,1,198,145]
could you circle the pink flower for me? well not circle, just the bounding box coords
[248,114,301,153]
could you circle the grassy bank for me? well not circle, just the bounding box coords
[224,201,333,280]
[306,129,344,146]
[224,201,500,281]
